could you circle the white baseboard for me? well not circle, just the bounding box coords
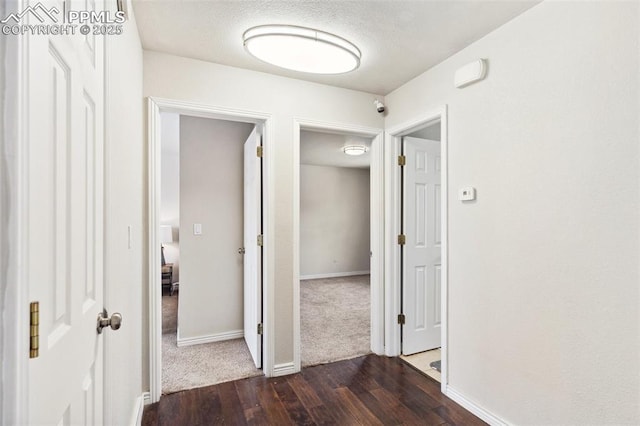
[131,392,149,426]
[177,329,243,347]
[272,362,297,377]
[300,271,370,280]
[445,386,507,426]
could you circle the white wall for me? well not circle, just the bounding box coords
[161,112,180,282]
[144,51,384,364]
[104,1,145,423]
[385,2,639,424]
[300,165,370,278]
[178,116,254,340]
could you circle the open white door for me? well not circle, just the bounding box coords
[26,0,109,423]
[402,136,442,355]
[243,126,263,368]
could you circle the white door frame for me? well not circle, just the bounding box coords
[2,0,28,421]
[384,106,449,391]
[147,97,275,402]
[293,118,385,371]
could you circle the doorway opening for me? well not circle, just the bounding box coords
[299,130,373,366]
[293,120,384,371]
[399,121,444,383]
[385,106,448,390]
[158,114,263,394]
[148,98,274,403]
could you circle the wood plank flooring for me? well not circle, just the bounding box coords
[142,354,486,425]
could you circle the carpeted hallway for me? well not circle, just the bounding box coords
[161,274,371,393]
[301,274,371,367]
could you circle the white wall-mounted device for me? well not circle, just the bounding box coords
[193,223,202,235]
[454,59,487,88]
[458,187,476,201]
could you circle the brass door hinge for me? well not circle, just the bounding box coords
[398,155,406,166]
[257,323,263,335]
[257,146,263,158]
[30,302,39,358]
[397,314,405,325]
[257,234,263,246]
[397,234,406,245]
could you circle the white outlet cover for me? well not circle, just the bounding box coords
[459,187,476,201]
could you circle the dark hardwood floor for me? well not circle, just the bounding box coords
[142,354,486,425]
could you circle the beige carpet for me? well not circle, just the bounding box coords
[161,296,262,394]
[161,274,371,392]
[301,275,371,367]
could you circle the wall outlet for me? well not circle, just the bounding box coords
[459,187,476,201]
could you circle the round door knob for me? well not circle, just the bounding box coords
[109,313,122,331]
[97,310,123,334]
[238,247,245,254]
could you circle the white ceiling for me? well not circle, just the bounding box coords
[132,0,540,95]
[301,130,372,169]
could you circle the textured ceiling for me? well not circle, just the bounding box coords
[133,0,540,95]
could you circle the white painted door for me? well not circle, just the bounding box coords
[243,126,263,368]
[26,0,106,424]
[402,136,442,355]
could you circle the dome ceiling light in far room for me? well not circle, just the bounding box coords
[342,145,368,156]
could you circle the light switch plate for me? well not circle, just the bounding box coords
[459,187,476,201]
[193,223,202,235]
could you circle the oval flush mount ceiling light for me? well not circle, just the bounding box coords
[343,145,368,156]
[243,25,361,74]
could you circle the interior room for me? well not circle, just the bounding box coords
[299,130,372,367]
[159,113,262,394]
[3,1,639,425]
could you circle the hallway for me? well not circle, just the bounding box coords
[142,354,485,425]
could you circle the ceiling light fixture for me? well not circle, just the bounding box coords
[343,145,368,156]
[243,25,361,74]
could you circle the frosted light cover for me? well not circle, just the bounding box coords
[243,25,361,74]
[342,145,368,156]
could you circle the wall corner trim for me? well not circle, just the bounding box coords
[176,330,243,347]
[272,362,297,377]
[444,386,508,426]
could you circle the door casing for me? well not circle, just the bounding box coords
[147,97,275,403]
[384,106,449,392]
